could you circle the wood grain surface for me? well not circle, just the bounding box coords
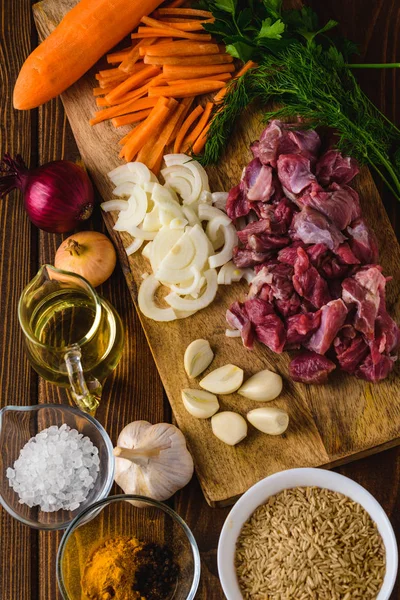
[33,0,400,507]
[0,0,399,599]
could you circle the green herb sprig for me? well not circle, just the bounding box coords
[200,0,400,201]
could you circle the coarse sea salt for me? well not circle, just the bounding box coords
[6,424,100,512]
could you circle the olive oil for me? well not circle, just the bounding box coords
[26,288,124,388]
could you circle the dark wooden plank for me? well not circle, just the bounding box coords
[0,0,39,599]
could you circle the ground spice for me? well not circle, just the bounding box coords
[81,536,179,600]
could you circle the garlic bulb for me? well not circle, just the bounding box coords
[113,421,194,501]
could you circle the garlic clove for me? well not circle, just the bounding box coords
[200,364,244,395]
[181,389,219,419]
[184,339,214,378]
[247,407,289,435]
[211,411,247,446]
[238,370,283,402]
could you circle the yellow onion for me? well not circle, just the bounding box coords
[54,231,116,287]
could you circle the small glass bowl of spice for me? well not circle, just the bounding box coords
[218,468,398,600]
[0,404,114,530]
[57,494,201,600]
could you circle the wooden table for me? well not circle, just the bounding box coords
[1,0,400,598]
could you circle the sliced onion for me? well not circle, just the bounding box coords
[170,267,204,296]
[160,228,195,270]
[150,228,184,273]
[162,154,208,204]
[125,238,143,256]
[114,186,148,230]
[142,241,152,260]
[182,206,201,226]
[165,269,218,311]
[101,199,129,213]
[212,192,228,212]
[142,206,161,232]
[199,190,213,205]
[138,274,177,322]
[218,261,242,285]
[162,166,197,205]
[198,203,231,227]
[126,224,157,240]
[206,219,225,250]
[164,153,209,193]
[226,329,241,338]
[108,162,156,187]
[209,223,237,269]
[156,224,209,284]
[170,217,188,230]
[165,176,193,202]
[113,182,136,198]
[243,269,255,283]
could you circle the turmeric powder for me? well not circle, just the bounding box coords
[81,536,179,600]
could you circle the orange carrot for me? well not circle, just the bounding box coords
[119,128,137,146]
[112,109,153,127]
[140,16,211,39]
[93,85,115,96]
[235,60,258,78]
[214,60,258,103]
[168,96,194,143]
[105,65,161,104]
[98,75,127,88]
[153,19,213,31]
[121,97,172,161]
[99,67,124,79]
[192,122,210,154]
[13,0,166,110]
[182,101,213,152]
[107,48,133,64]
[149,79,225,98]
[168,73,232,85]
[163,63,235,79]
[95,72,127,82]
[174,104,203,152]
[145,100,189,168]
[105,80,154,106]
[144,53,233,66]
[132,28,212,41]
[119,38,159,74]
[151,149,164,175]
[154,8,213,18]
[148,72,168,87]
[96,97,110,107]
[144,41,220,57]
[90,95,156,126]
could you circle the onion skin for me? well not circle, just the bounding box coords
[0,154,94,233]
[54,231,117,287]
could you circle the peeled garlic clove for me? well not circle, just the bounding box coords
[200,364,243,395]
[184,339,214,378]
[181,389,219,419]
[211,411,247,446]
[238,369,283,402]
[247,407,289,435]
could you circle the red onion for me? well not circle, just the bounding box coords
[0,154,94,233]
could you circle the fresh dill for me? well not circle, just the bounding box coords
[199,0,400,201]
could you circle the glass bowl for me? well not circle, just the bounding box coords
[57,495,201,600]
[0,404,114,530]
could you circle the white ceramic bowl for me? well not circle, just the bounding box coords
[218,468,398,600]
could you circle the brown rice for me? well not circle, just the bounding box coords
[235,486,386,599]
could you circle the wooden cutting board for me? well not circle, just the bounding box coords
[33,0,400,507]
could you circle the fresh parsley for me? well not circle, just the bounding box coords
[200,1,400,201]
